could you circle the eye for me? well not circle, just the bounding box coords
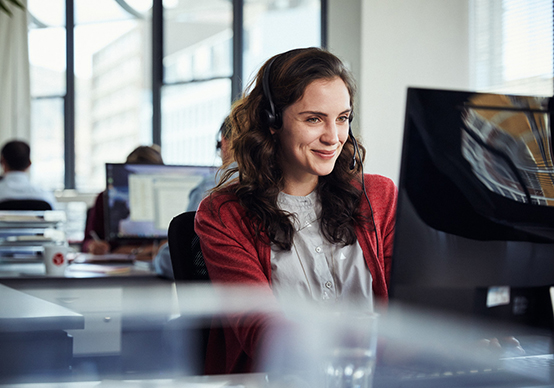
[337,115,349,123]
[307,117,321,123]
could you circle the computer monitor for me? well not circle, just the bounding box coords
[390,87,554,329]
[104,163,217,241]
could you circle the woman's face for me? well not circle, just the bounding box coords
[273,77,351,196]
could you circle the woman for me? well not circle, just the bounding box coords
[195,47,397,374]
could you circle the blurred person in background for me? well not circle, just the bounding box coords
[0,140,57,209]
[153,117,235,278]
[186,117,235,212]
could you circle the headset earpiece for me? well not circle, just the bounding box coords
[261,57,282,129]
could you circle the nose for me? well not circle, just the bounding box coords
[320,121,341,145]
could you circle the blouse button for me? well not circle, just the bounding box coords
[325,281,333,289]
[315,246,322,253]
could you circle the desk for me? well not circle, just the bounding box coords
[0,276,178,384]
[0,283,83,331]
[0,284,84,378]
[0,373,268,387]
[3,279,552,388]
[0,259,155,278]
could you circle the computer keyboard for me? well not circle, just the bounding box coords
[375,354,554,388]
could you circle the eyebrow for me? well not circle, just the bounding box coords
[298,109,352,117]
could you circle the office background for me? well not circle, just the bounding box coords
[0,3,553,382]
[0,0,551,193]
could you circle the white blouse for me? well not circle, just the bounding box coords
[270,190,373,310]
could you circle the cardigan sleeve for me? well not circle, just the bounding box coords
[372,175,398,291]
[195,195,281,372]
[358,174,398,299]
[195,195,272,285]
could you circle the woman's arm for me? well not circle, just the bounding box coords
[195,196,281,370]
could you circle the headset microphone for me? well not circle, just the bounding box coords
[349,115,358,170]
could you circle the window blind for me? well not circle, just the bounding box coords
[470,0,553,96]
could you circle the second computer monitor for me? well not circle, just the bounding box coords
[104,163,217,241]
[390,87,554,329]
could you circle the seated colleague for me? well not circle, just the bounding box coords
[186,117,235,212]
[82,145,165,256]
[153,117,235,279]
[195,47,397,374]
[0,140,57,209]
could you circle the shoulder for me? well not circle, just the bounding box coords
[360,174,398,214]
[196,188,245,226]
[362,174,397,196]
[195,188,263,250]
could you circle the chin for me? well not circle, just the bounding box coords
[308,159,339,177]
[314,166,336,177]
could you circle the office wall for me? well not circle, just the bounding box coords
[329,0,470,183]
[327,0,362,99]
[362,0,470,182]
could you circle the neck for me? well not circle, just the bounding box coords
[282,177,318,196]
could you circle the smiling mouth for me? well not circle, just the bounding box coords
[313,150,337,159]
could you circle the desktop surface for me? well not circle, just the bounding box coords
[0,253,157,279]
[1,279,554,387]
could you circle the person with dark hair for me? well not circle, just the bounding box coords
[195,47,397,374]
[0,140,57,208]
[124,145,164,165]
[186,117,235,212]
[82,145,164,255]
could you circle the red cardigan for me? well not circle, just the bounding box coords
[195,174,397,374]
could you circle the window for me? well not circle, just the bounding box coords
[161,0,233,166]
[160,0,322,166]
[27,0,325,192]
[28,0,66,191]
[470,0,553,96]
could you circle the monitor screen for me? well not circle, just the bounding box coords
[390,87,554,328]
[104,163,217,241]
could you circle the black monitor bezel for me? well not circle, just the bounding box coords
[389,87,554,329]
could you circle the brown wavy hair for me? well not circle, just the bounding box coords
[216,47,367,250]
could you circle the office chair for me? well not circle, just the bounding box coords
[166,210,213,374]
[0,199,52,211]
[167,211,210,282]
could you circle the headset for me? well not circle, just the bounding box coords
[348,116,358,171]
[261,56,282,129]
[348,118,380,260]
[263,56,358,171]
[261,55,380,259]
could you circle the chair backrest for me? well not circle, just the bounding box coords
[0,199,52,211]
[168,211,210,281]
[167,211,212,375]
